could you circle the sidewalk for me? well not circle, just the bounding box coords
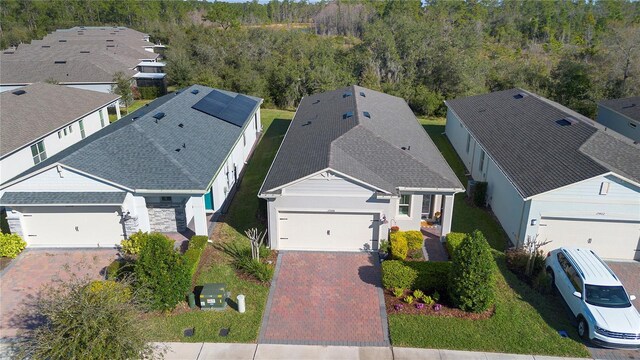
[153,342,592,360]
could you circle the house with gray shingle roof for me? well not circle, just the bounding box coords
[259,85,464,251]
[0,85,262,248]
[445,89,640,260]
[596,96,640,143]
[0,83,121,184]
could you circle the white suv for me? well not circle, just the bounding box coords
[545,248,640,349]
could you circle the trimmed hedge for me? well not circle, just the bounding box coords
[390,231,408,260]
[445,232,466,259]
[184,235,208,278]
[382,260,452,292]
[404,230,423,251]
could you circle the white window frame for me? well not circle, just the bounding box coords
[99,110,105,128]
[30,140,47,165]
[79,119,86,139]
[398,194,412,217]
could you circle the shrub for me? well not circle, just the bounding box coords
[137,86,162,100]
[415,302,425,309]
[474,181,488,207]
[105,259,134,281]
[445,232,466,259]
[413,289,424,299]
[0,233,26,258]
[403,295,414,304]
[382,260,418,290]
[533,270,553,295]
[85,280,132,304]
[379,240,390,254]
[218,241,274,282]
[390,232,408,260]
[404,231,423,251]
[184,235,208,278]
[393,288,405,298]
[448,230,495,313]
[422,295,434,305]
[432,290,441,302]
[134,233,191,311]
[505,248,545,282]
[120,231,149,256]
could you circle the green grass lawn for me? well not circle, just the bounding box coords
[145,109,294,343]
[387,118,589,357]
[109,100,154,122]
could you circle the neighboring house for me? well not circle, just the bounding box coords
[0,26,166,94]
[259,86,464,252]
[0,83,121,184]
[596,96,640,143]
[0,85,263,248]
[445,89,640,260]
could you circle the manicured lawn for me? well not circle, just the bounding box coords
[387,118,590,357]
[109,100,154,122]
[145,109,294,342]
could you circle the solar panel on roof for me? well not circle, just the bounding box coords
[191,90,256,127]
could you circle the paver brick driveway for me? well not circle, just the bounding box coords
[259,252,389,346]
[0,248,117,338]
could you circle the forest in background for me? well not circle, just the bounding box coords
[1,0,639,118]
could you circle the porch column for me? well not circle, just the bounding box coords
[440,194,455,241]
[190,196,208,236]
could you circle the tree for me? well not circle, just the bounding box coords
[111,71,133,113]
[16,276,161,360]
[134,233,191,311]
[204,2,241,30]
[448,230,495,313]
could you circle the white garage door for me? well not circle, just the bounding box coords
[22,206,124,247]
[278,211,379,251]
[537,217,640,260]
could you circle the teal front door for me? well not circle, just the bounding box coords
[204,188,214,211]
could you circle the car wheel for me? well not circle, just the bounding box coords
[577,317,589,340]
[546,268,556,294]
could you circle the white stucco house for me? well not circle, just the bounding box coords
[445,89,640,260]
[596,96,639,143]
[0,83,121,184]
[0,85,262,248]
[259,85,464,252]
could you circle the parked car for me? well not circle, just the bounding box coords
[545,247,640,349]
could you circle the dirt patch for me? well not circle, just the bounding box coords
[384,289,494,320]
[0,257,12,271]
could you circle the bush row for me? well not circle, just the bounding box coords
[382,260,451,292]
[444,232,465,259]
[390,230,424,260]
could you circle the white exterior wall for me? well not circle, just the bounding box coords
[0,85,26,93]
[0,104,116,184]
[65,83,114,94]
[207,108,262,213]
[3,166,123,193]
[596,106,640,142]
[525,174,640,243]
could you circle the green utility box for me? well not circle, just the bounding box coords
[199,283,228,311]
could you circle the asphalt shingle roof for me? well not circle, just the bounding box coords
[0,192,126,205]
[3,85,262,192]
[598,96,640,122]
[0,83,119,156]
[445,88,640,198]
[260,85,463,194]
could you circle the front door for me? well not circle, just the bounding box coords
[204,188,214,211]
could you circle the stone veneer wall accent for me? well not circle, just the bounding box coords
[147,204,186,232]
[123,215,140,237]
[6,212,24,238]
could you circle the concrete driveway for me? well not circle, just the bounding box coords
[259,252,389,346]
[0,248,117,338]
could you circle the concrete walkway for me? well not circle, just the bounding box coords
[151,342,592,360]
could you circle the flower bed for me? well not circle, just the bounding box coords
[384,289,494,320]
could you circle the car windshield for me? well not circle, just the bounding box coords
[585,285,631,308]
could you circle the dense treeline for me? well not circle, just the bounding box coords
[2,0,639,118]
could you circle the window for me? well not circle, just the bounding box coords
[68,125,72,133]
[99,110,105,128]
[558,253,582,292]
[479,150,485,172]
[398,195,411,216]
[79,119,86,139]
[466,134,471,153]
[161,196,172,202]
[30,141,47,164]
[58,131,62,139]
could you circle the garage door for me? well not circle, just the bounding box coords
[537,217,640,260]
[22,206,124,247]
[278,212,379,251]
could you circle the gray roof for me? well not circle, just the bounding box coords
[446,88,640,198]
[3,85,262,192]
[598,96,640,122]
[0,192,126,205]
[0,83,120,156]
[0,59,130,84]
[260,85,463,194]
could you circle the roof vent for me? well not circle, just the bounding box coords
[342,111,354,119]
[80,50,90,54]
[360,92,366,97]
[191,89,199,95]
[3,51,14,54]
[178,123,184,128]
[556,117,577,127]
[54,60,67,64]
[513,92,528,99]
[58,39,67,42]
[622,103,636,109]
[106,39,114,42]
[106,45,115,48]
[175,148,181,152]
[153,112,165,120]
[313,99,320,104]
[343,92,352,98]
[12,90,26,96]
[401,146,411,151]
[41,45,51,48]
[363,111,371,118]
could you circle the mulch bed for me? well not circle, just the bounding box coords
[384,289,494,320]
